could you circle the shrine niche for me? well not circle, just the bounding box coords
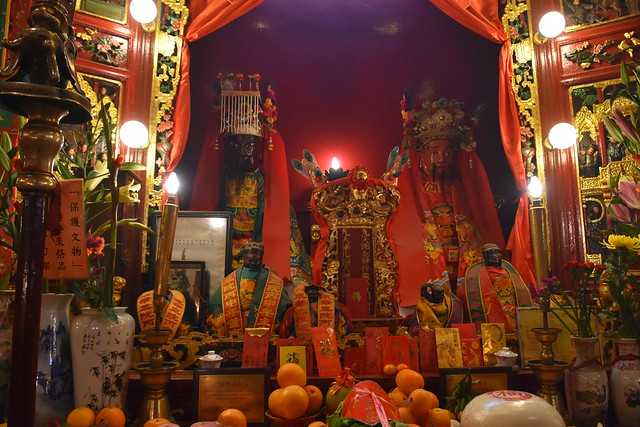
[570,78,638,263]
[302,162,403,319]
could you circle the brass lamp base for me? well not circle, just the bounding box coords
[529,359,569,421]
[532,327,562,363]
[135,329,179,424]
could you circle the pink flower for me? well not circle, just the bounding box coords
[509,27,518,38]
[157,119,173,133]
[593,44,604,55]
[618,175,640,210]
[610,202,632,222]
[612,109,640,145]
[171,19,182,31]
[97,43,110,53]
[87,235,105,256]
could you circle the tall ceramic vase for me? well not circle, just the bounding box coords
[564,336,608,427]
[610,338,640,427]
[70,307,135,411]
[36,293,75,426]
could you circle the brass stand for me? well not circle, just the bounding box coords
[135,329,179,423]
[528,292,569,421]
[0,2,90,425]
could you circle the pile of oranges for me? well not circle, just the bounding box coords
[66,407,126,427]
[386,366,453,427]
[268,363,323,420]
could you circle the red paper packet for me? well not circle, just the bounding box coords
[342,380,400,426]
[343,346,367,375]
[311,327,342,377]
[365,327,389,375]
[241,329,270,368]
[452,323,478,340]
[382,336,411,367]
[419,329,438,374]
[461,337,484,368]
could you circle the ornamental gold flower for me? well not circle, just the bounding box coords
[601,234,640,252]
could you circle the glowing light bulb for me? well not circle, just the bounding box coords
[538,11,566,39]
[548,122,577,149]
[119,120,149,149]
[165,172,180,195]
[130,0,158,25]
[331,157,341,170]
[528,176,544,199]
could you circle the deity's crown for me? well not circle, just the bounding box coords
[402,96,476,152]
[217,73,265,138]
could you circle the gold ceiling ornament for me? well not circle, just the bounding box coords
[312,167,400,317]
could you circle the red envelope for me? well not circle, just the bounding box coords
[419,329,438,374]
[343,346,367,375]
[452,323,478,340]
[365,327,389,375]
[461,337,484,368]
[241,329,270,368]
[311,327,342,377]
[383,335,411,367]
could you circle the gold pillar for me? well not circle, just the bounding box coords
[529,196,550,287]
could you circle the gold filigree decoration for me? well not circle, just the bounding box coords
[77,73,120,143]
[313,168,400,317]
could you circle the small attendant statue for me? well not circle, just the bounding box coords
[461,243,533,333]
[415,280,464,329]
[207,241,291,337]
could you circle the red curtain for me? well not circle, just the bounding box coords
[429,0,537,286]
[168,0,264,173]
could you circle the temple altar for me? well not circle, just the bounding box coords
[0,1,638,427]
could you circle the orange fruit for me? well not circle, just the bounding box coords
[399,407,417,424]
[408,389,439,419]
[397,363,409,371]
[268,388,285,417]
[277,363,307,388]
[388,387,408,407]
[305,384,323,415]
[383,364,397,376]
[67,407,95,427]
[429,408,452,427]
[95,407,126,427]
[143,419,170,427]
[308,423,327,427]
[396,369,424,395]
[218,408,247,427]
[279,385,309,419]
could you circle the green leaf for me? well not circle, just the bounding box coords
[621,63,630,88]
[119,162,146,171]
[117,218,154,234]
[0,132,11,153]
[0,147,10,172]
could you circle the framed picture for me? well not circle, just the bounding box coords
[194,368,270,425]
[76,0,128,24]
[150,211,232,303]
[169,261,207,327]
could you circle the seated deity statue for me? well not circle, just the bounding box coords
[416,279,464,330]
[461,243,533,333]
[278,280,352,341]
[207,242,291,337]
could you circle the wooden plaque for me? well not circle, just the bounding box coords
[194,368,270,425]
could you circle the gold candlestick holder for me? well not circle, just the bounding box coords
[528,290,569,421]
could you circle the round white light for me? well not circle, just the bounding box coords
[331,157,341,170]
[528,176,544,199]
[548,122,577,149]
[538,11,566,39]
[130,0,158,25]
[119,120,149,149]
[165,172,180,195]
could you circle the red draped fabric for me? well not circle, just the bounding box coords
[169,0,263,173]
[428,0,537,287]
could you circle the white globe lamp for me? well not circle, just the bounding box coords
[548,122,577,149]
[528,176,544,199]
[120,120,149,149]
[130,0,158,25]
[538,11,566,39]
[165,172,180,195]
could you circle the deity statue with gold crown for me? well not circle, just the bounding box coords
[416,278,464,330]
[190,74,310,282]
[390,90,507,308]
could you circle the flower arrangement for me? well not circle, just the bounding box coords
[55,99,148,318]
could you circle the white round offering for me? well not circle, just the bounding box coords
[460,390,565,427]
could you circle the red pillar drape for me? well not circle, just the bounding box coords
[168,0,264,173]
[428,0,537,286]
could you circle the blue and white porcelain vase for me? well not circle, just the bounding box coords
[35,293,74,426]
[70,307,134,411]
